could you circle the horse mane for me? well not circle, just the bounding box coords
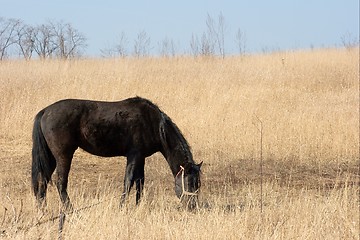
[159,111,194,169]
[127,97,194,173]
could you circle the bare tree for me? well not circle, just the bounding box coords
[133,30,151,57]
[200,32,214,56]
[190,33,200,57]
[0,18,21,60]
[341,32,359,50]
[115,31,128,57]
[100,46,115,58]
[190,12,226,58]
[31,21,86,59]
[204,14,217,56]
[0,17,86,60]
[62,23,86,59]
[50,21,86,59]
[235,28,246,56]
[33,23,56,59]
[14,22,35,60]
[190,31,214,57]
[205,12,226,57]
[159,37,175,57]
[211,12,226,58]
[190,30,215,57]
[100,32,128,58]
[49,21,65,58]
[217,13,226,58]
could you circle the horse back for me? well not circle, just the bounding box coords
[39,97,163,158]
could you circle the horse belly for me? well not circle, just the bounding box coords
[79,126,127,157]
[80,145,124,157]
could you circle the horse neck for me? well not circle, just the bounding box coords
[159,113,193,176]
[166,146,194,177]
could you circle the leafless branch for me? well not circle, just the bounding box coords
[0,18,21,60]
[133,30,151,57]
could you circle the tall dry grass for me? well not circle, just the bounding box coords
[0,48,359,239]
[0,49,358,163]
[2,180,359,239]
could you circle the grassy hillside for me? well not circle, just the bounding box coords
[0,48,359,239]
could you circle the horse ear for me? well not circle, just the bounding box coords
[193,161,203,172]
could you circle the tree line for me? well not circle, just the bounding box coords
[102,12,247,58]
[0,13,247,60]
[0,17,86,60]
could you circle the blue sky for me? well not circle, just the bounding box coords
[1,1,358,56]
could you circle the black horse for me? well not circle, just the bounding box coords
[32,97,202,210]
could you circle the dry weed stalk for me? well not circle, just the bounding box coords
[5,195,23,224]
[1,205,7,226]
[252,114,263,213]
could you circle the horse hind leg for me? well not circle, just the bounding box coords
[56,179,72,211]
[55,154,75,212]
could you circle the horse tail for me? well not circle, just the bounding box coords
[31,110,56,197]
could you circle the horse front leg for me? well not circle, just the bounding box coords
[120,152,145,206]
[120,163,135,205]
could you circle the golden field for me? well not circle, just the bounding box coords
[0,48,359,239]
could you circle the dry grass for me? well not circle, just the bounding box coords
[0,48,359,239]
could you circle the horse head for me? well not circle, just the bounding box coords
[175,161,202,210]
